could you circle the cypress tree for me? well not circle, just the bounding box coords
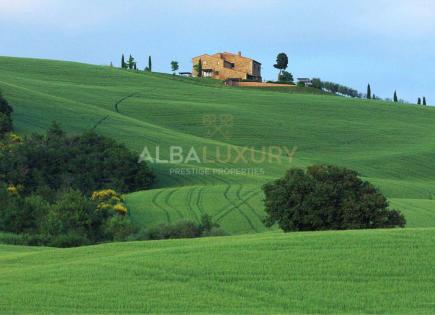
[367,84,371,99]
[418,98,421,105]
[197,59,203,77]
[423,97,427,106]
[148,56,152,72]
[127,55,135,70]
[121,54,126,69]
[393,91,398,102]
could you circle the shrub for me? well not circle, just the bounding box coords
[0,232,28,245]
[198,213,220,234]
[201,227,227,237]
[311,78,322,89]
[0,91,13,116]
[0,185,138,247]
[104,216,137,242]
[48,232,90,248]
[0,92,13,136]
[0,188,50,234]
[41,190,106,244]
[278,71,294,84]
[0,123,155,196]
[0,232,49,246]
[147,221,202,240]
[0,113,12,135]
[133,214,223,241]
[92,189,128,215]
[263,165,406,232]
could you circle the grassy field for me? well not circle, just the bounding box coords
[1,228,434,314]
[1,56,435,233]
[1,56,435,314]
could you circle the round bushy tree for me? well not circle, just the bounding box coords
[273,52,288,79]
[0,92,13,116]
[0,123,155,196]
[278,71,294,84]
[0,113,12,134]
[263,165,405,232]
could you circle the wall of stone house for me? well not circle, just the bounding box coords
[220,54,255,76]
[192,55,224,76]
[192,53,261,80]
[192,55,247,80]
[252,62,261,77]
[216,68,247,80]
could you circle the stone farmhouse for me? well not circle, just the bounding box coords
[192,52,262,81]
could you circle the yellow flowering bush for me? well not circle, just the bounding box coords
[91,189,128,215]
[0,133,21,151]
[7,184,19,196]
[113,203,128,215]
[91,189,118,201]
[8,133,22,144]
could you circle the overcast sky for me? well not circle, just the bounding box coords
[1,0,434,103]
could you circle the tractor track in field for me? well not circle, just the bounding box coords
[215,191,262,231]
[113,92,139,113]
[213,186,239,218]
[195,186,205,215]
[236,187,263,222]
[215,185,260,232]
[151,190,171,223]
[223,184,258,232]
[163,189,184,220]
[244,198,264,222]
[235,205,258,232]
[222,184,233,208]
[216,190,261,220]
[186,186,200,222]
[90,115,109,131]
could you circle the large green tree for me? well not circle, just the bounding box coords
[171,61,179,75]
[263,165,406,232]
[273,53,288,79]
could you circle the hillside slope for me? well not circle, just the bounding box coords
[1,228,434,314]
[1,56,435,233]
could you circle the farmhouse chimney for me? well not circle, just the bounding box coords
[238,51,242,56]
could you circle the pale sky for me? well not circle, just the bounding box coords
[1,0,434,103]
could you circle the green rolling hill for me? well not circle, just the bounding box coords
[1,228,434,314]
[1,56,435,314]
[1,56,434,233]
